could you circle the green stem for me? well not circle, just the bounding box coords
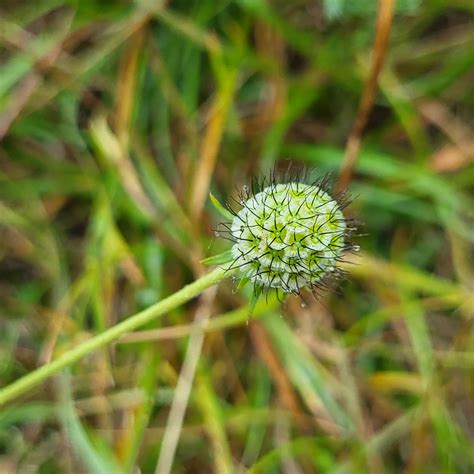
[0,266,230,407]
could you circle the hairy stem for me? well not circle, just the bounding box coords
[0,266,230,407]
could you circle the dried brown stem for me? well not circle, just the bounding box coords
[337,0,395,191]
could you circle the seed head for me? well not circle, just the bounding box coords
[222,177,354,296]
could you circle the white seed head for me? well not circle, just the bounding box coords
[229,182,347,294]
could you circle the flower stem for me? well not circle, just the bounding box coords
[0,266,230,407]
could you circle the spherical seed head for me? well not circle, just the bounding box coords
[230,182,347,294]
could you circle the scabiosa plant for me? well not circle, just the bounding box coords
[213,172,357,298]
[0,169,357,407]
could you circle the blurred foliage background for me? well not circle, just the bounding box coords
[1,0,474,473]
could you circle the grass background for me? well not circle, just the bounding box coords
[1,0,474,472]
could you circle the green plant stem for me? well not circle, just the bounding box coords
[0,266,230,407]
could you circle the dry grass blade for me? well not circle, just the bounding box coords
[249,320,308,430]
[115,28,147,149]
[154,286,217,474]
[337,0,395,191]
[189,72,237,219]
